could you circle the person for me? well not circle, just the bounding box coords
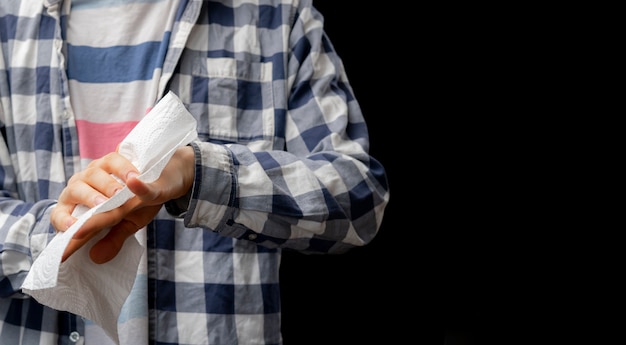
[0,0,390,344]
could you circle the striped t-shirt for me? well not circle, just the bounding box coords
[67,0,180,343]
[67,0,180,165]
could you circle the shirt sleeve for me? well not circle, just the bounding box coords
[0,140,57,298]
[173,2,390,254]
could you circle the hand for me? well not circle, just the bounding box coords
[51,145,195,263]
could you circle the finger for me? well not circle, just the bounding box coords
[79,166,125,199]
[89,152,140,183]
[60,208,127,262]
[50,203,78,232]
[52,180,110,233]
[54,160,132,232]
[61,170,119,208]
[125,171,151,197]
[89,219,139,264]
[88,203,162,263]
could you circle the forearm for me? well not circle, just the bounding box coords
[170,140,388,254]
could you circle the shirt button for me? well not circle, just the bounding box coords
[248,233,257,240]
[69,331,80,342]
[62,110,70,119]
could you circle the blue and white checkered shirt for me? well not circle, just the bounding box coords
[0,0,389,344]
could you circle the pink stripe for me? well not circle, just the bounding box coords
[76,120,140,159]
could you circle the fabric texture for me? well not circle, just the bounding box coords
[0,0,390,344]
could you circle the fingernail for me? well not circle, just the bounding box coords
[94,195,107,205]
[127,171,139,180]
[65,218,75,230]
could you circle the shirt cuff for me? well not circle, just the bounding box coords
[165,187,193,218]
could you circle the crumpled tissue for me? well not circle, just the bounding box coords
[21,91,197,344]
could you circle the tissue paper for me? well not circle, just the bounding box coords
[21,91,197,344]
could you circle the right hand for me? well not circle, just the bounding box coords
[51,145,195,263]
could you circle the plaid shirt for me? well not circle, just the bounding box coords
[0,0,389,344]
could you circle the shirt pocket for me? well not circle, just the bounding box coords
[192,57,275,150]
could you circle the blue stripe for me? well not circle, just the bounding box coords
[67,41,166,83]
[118,274,148,322]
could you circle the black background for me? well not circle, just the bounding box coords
[276,2,538,345]
[278,2,465,344]
[279,3,601,345]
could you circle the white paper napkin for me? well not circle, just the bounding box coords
[21,91,197,344]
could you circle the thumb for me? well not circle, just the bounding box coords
[126,172,157,201]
